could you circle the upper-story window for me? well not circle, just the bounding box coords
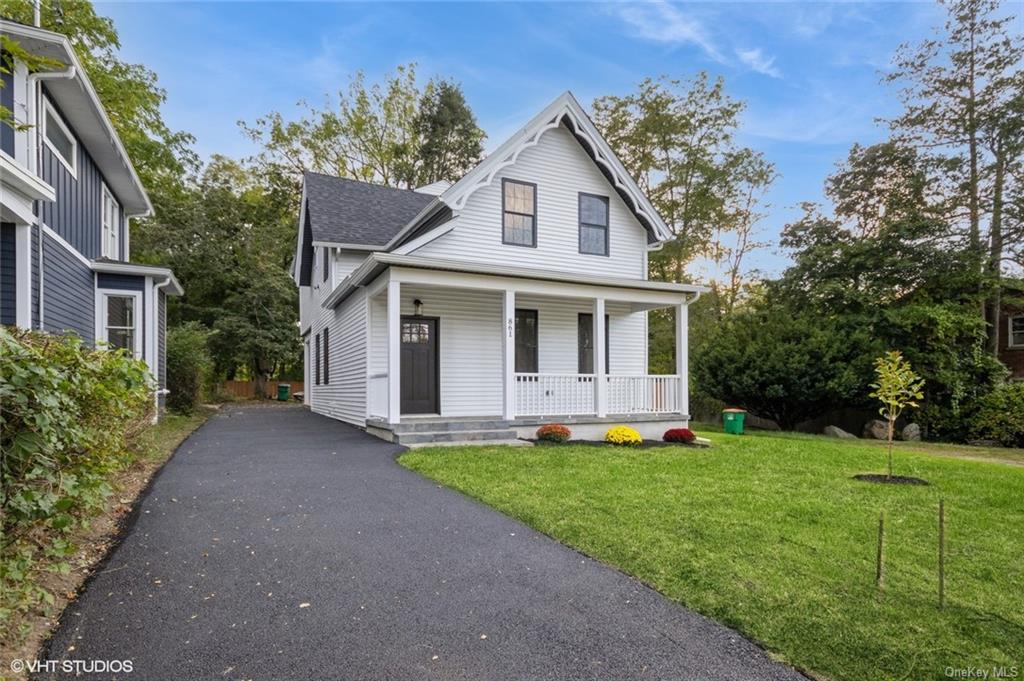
[101,184,120,259]
[42,99,77,177]
[322,246,330,283]
[579,193,609,256]
[502,179,536,247]
[1010,316,1024,348]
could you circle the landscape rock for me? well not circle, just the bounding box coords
[823,425,857,439]
[901,423,921,441]
[862,419,890,440]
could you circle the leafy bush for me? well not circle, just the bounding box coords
[663,428,696,444]
[605,425,642,447]
[536,424,571,442]
[166,322,212,415]
[695,305,878,430]
[0,328,151,632]
[970,383,1024,448]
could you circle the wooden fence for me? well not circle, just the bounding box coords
[220,380,305,400]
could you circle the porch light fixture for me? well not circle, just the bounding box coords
[413,299,424,316]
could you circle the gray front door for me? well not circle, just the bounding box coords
[400,316,439,414]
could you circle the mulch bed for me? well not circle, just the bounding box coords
[853,473,930,486]
[531,439,705,449]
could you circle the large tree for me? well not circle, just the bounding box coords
[886,0,1023,352]
[241,64,485,197]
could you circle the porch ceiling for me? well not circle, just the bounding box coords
[324,253,707,309]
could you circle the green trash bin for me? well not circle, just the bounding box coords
[723,408,746,435]
[276,383,291,402]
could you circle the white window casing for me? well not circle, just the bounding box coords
[42,98,77,178]
[101,184,120,259]
[96,289,142,358]
[1010,315,1024,349]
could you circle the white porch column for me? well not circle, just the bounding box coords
[386,279,401,425]
[594,297,606,417]
[675,302,689,419]
[502,290,516,420]
[15,223,32,328]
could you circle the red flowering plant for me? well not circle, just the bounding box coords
[663,428,696,444]
[536,424,572,443]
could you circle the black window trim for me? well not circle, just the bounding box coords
[578,192,610,257]
[515,308,539,373]
[501,178,538,248]
[323,327,330,385]
[314,332,321,386]
[577,312,610,374]
[321,246,330,283]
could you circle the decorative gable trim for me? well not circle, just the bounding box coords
[438,92,672,245]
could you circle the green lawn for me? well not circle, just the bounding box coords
[400,431,1024,681]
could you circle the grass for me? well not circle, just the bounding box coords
[400,430,1024,681]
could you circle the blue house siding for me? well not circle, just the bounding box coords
[31,223,39,327]
[41,233,94,342]
[37,90,126,262]
[1,223,15,325]
[158,290,166,389]
[96,272,146,361]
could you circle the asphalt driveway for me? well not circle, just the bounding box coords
[42,404,804,680]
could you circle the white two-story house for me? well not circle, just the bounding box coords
[293,92,705,445]
[1,18,182,416]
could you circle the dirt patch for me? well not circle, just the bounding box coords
[853,473,930,486]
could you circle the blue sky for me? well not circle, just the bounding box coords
[101,1,952,277]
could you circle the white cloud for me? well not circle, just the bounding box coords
[736,48,782,78]
[615,1,725,62]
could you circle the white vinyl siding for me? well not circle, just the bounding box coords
[309,288,367,425]
[412,126,647,279]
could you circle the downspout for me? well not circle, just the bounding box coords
[151,277,171,423]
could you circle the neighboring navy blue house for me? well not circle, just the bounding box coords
[0,19,182,417]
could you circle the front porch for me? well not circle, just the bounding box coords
[354,255,699,438]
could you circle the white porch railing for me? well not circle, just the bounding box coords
[515,373,595,416]
[514,373,681,417]
[606,375,680,414]
[368,373,388,418]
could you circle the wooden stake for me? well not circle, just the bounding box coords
[939,499,945,609]
[876,510,885,589]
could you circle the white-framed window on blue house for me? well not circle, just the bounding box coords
[42,98,77,178]
[102,184,120,259]
[97,289,142,358]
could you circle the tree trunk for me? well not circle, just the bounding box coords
[985,138,1005,355]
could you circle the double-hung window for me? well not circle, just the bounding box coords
[322,246,330,283]
[42,99,77,177]
[515,308,538,373]
[579,193,609,256]
[502,179,536,247]
[99,291,141,358]
[323,328,330,385]
[102,184,120,259]
[1011,316,1024,348]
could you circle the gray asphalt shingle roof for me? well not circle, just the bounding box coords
[304,171,436,246]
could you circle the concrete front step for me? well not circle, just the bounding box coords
[367,418,510,434]
[394,428,519,445]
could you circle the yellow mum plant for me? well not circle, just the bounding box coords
[605,425,642,446]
